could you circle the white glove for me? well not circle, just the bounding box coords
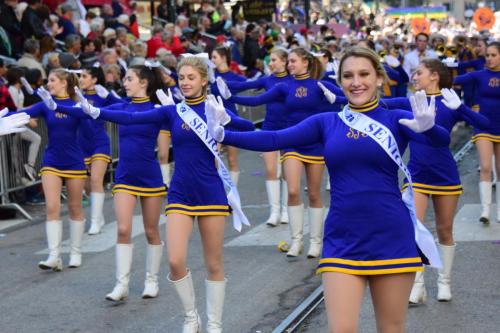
[441,88,462,110]
[213,94,230,125]
[37,86,57,111]
[20,77,34,95]
[111,90,121,99]
[384,55,400,67]
[156,89,175,106]
[398,90,436,133]
[216,76,231,100]
[94,84,109,98]
[0,108,29,135]
[172,87,184,101]
[318,82,336,104]
[329,60,339,81]
[75,87,100,119]
[205,94,225,142]
[442,57,458,68]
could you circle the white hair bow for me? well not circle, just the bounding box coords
[311,52,325,57]
[64,69,83,74]
[144,59,172,76]
[181,53,216,83]
[92,62,100,68]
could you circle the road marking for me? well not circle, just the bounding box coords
[454,204,500,241]
[36,215,166,254]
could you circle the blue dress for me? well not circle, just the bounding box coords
[221,99,451,275]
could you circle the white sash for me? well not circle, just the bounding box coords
[176,103,250,231]
[338,106,442,268]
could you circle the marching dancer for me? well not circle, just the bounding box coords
[217,47,346,258]
[207,47,450,333]
[222,47,292,226]
[41,56,254,332]
[454,42,500,224]
[383,59,489,303]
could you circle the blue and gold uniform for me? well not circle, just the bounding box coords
[78,90,123,165]
[59,97,167,196]
[383,63,409,98]
[57,96,254,215]
[229,73,347,164]
[225,71,292,130]
[16,97,87,178]
[454,68,500,142]
[383,93,489,195]
[210,69,246,115]
[220,100,450,275]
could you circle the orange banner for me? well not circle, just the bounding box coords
[411,18,430,35]
[473,7,495,31]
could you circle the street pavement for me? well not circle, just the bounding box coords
[0,132,499,333]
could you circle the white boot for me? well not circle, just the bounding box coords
[168,270,202,333]
[230,171,240,186]
[142,243,163,298]
[479,181,492,224]
[496,182,500,222]
[160,163,171,186]
[437,243,456,302]
[68,219,85,268]
[265,180,281,226]
[38,220,63,271]
[307,207,324,258]
[280,180,289,224]
[492,156,497,183]
[106,244,133,301]
[409,270,426,305]
[206,278,227,333]
[286,204,304,257]
[88,192,105,235]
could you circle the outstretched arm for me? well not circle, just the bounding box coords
[226,77,266,93]
[381,97,411,110]
[222,114,324,151]
[229,84,286,106]
[398,110,450,147]
[454,103,489,129]
[225,110,255,131]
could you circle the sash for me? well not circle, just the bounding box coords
[338,106,442,268]
[176,103,250,231]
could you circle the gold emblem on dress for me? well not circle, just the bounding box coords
[346,128,367,139]
[295,87,307,98]
[488,77,499,88]
[54,112,67,119]
[181,122,190,131]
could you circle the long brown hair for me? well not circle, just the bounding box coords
[420,58,452,89]
[50,68,79,101]
[289,47,324,80]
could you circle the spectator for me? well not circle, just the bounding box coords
[0,0,24,58]
[147,25,166,58]
[65,34,81,58]
[21,0,48,40]
[103,63,123,95]
[78,11,96,38]
[0,58,7,84]
[403,32,437,78]
[6,66,25,108]
[58,52,80,69]
[116,26,131,48]
[79,38,98,67]
[17,39,46,79]
[23,68,42,106]
[0,60,16,110]
[243,23,260,72]
[157,0,170,23]
[46,51,60,71]
[55,3,76,40]
[40,35,57,68]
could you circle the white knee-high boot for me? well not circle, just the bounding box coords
[68,219,85,268]
[168,270,202,333]
[230,171,240,186]
[88,192,106,235]
[409,269,426,305]
[479,181,492,223]
[160,163,171,186]
[280,180,289,224]
[307,207,324,258]
[265,180,281,226]
[38,220,63,271]
[206,278,227,333]
[106,244,133,301]
[437,243,456,301]
[286,204,304,257]
[142,243,163,298]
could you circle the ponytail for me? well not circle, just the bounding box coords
[129,65,166,104]
[290,47,324,80]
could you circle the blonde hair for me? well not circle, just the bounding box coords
[337,46,388,84]
[177,57,209,94]
[49,68,79,101]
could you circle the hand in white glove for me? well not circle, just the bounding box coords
[0,108,29,135]
[442,57,458,68]
[205,94,225,142]
[329,60,339,81]
[398,90,436,133]
[37,86,57,111]
[216,76,231,100]
[111,90,121,99]
[213,94,231,125]
[75,87,101,119]
[172,87,184,101]
[384,55,400,67]
[94,84,109,98]
[156,89,175,106]
[441,88,462,110]
[20,77,34,95]
[318,82,336,104]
